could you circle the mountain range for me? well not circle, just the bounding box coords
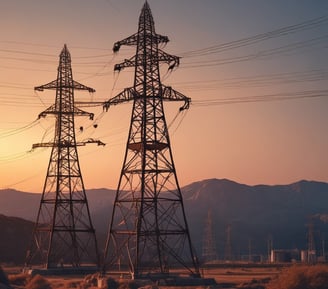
[1,178,328,264]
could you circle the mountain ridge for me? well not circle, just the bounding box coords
[1,178,328,263]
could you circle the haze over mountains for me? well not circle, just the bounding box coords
[1,178,328,264]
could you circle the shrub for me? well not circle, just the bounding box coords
[106,277,119,289]
[8,273,29,286]
[267,264,328,289]
[0,267,9,286]
[63,281,80,288]
[25,274,52,289]
[117,281,139,289]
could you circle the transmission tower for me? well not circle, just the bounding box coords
[202,210,218,263]
[103,2,200,279]
[25,45,103,270]
[307,216,317,263]
[267,234,273,262]
[224,224,232,262]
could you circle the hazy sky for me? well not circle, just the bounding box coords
[0,0,328,192]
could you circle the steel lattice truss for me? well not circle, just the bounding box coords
[25,45,102,269]
[202,210,218,262]
[104,2,200,278]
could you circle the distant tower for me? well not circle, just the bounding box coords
[321,233,325,260]
[307,216,317,263]
[104,2,200,278]
[202,210,218,262]
[267,234,273,262]
[25,45,103,269]
[248,238,252,262]
[224,224,232,262]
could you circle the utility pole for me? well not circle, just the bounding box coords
[25,45,103,270]
[104,2,200,279]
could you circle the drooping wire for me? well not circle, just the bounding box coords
[0,146,47,164]
[0,119,40,139]
[167,109,182,130]
[0,151,30,163]
[170,109,188,137]
[76,53,116,81]
[109,69,121,97]
[39,123,55,144]
[75,64,122,142]
[34,90,48,108]
[1,168,45,189]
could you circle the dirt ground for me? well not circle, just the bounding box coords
[204,265,280,281]
[2,263,284,289]
[200,264,282,287]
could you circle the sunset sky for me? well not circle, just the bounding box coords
[0,0,327,193]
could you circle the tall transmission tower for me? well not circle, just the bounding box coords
[202,210,218,263]
[104,2,200,279]
[25,44,103,270]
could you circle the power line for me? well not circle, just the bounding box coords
[1,168,45,190]
[0,40,111,52]
[0,148,46,164]
[180,14,328,58]
[171,69,328,90]
[0,119,40,139]
[192,89,328,107]
[182,34,328,69]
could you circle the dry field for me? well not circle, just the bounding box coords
[2,264,283,289]
[200,264,282,288]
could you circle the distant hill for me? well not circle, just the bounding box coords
[0,189,39,221]
[0,214,34,264]
[182,179,328,259]
[0,188,116,234]
[0,189,116,265]
[1,179,328,264]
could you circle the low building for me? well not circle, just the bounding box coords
[270,249,300,263]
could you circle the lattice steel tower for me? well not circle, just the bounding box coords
[104,2,200,278]
[25,45,102,269]
[202,210,218,263]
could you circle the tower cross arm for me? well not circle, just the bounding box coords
[103,87,136,111]
[32,142,54,149]
[32,138,105,150]
[73,106,94,119]
[162,85,191,110]
[79,138,106,146]
[156,34,170,45]
[72,80,96,92]
[38,104,56,118]
[35,80,95,93]
[112,33,169,53]
[157,49,180,70]
[35,80,58,91]
[38,105,94,120]
[113,33,138,52]
[114,50,179,72]
[114,55,136,72]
